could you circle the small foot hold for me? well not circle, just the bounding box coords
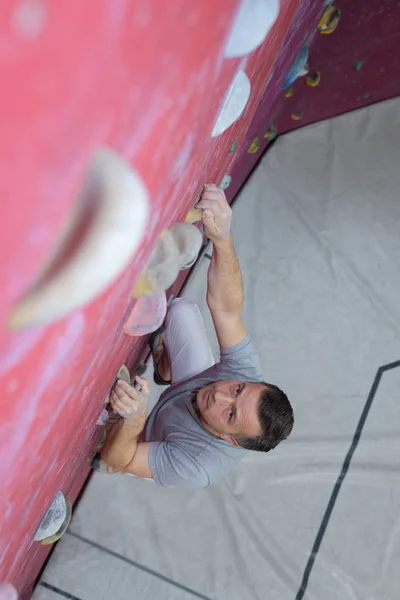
[264,124,277,140]
[247,137,260,154]
[318,6,340,34]
[124,292,167,337]
[306,71,321,87]
[291,112,303,121]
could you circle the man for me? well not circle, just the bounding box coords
[101,184,293,488]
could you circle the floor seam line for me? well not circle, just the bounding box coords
[66,530,213,600]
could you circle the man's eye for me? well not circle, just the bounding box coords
[228,409,234,421]
[235,385,241,394]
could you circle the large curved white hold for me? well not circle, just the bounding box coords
[0,583,18,600]
[225,0,280,58]
[211,70,251,138]
[34,491,67,541]
[10,148,149,329]
[170,223,203,269]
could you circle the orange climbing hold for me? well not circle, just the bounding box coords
[291,112,303,120]
[184,208,203,224]
[285,87,295,98]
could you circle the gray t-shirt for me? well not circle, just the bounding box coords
[141,335,263,489]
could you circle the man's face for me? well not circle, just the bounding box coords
[196,380,266,444]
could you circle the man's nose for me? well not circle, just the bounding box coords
[214,390,230,407]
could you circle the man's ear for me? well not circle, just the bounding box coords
[220,434,241,447]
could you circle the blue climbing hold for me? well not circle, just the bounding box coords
[282,47,309,89]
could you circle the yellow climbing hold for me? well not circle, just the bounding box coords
[264,124,277,140]
[306,71,321,87]
[285,87,295,98]
[247,137,260,154]
[318,6,340,34]
[184,208,203,224]
[291,112,303,121]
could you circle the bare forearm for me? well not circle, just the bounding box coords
[101,420,142,471]
[207,234,243,314]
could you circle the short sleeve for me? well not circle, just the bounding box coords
[214,335,263,382]
[149,441,211,489]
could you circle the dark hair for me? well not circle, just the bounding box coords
[236,382,293,452]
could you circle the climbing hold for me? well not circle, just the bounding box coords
[0,583,18,600]
[9,147,149,330]
[170,223,203,270]
[132,230,180,298]
[124,292,167,337]
[224,0,280,58]
[185,186,204,224]
[184,208,203,224]
[285,87,295,98]
[220,174,232,191]
[264,124,277,140]
[116,364,130,384]
[96,408,109,426]
[34,491,72,545]
[228,139,237,153]
[318,5,340,34]
[306,71,321,87]
[353,60,363,71]
[282,47,309,88]
[212,70,251,137]
[96,429,108,451]
[247,137,260,153]
[291,112,303,120]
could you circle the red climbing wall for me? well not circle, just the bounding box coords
[0,0,318,595]
[229,0,400,202]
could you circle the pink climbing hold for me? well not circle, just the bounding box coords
[0,583,18,600]
[123,291,167,337]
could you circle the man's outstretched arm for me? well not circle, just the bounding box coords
[196,184,247,349]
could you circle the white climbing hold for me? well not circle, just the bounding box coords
[34,491,67,541]
[0,583,18,600]
[224,0,280,58]
[9,147,149,329]
[170,223,203,270]
[211,70,251,138]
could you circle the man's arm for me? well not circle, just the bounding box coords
[196,184,247,349]
[101,378,153,478]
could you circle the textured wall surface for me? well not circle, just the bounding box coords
[229,0,400,202]
[0,0,319,594]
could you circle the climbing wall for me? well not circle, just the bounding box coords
[229,0,400,201]
[0,0,328,596]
